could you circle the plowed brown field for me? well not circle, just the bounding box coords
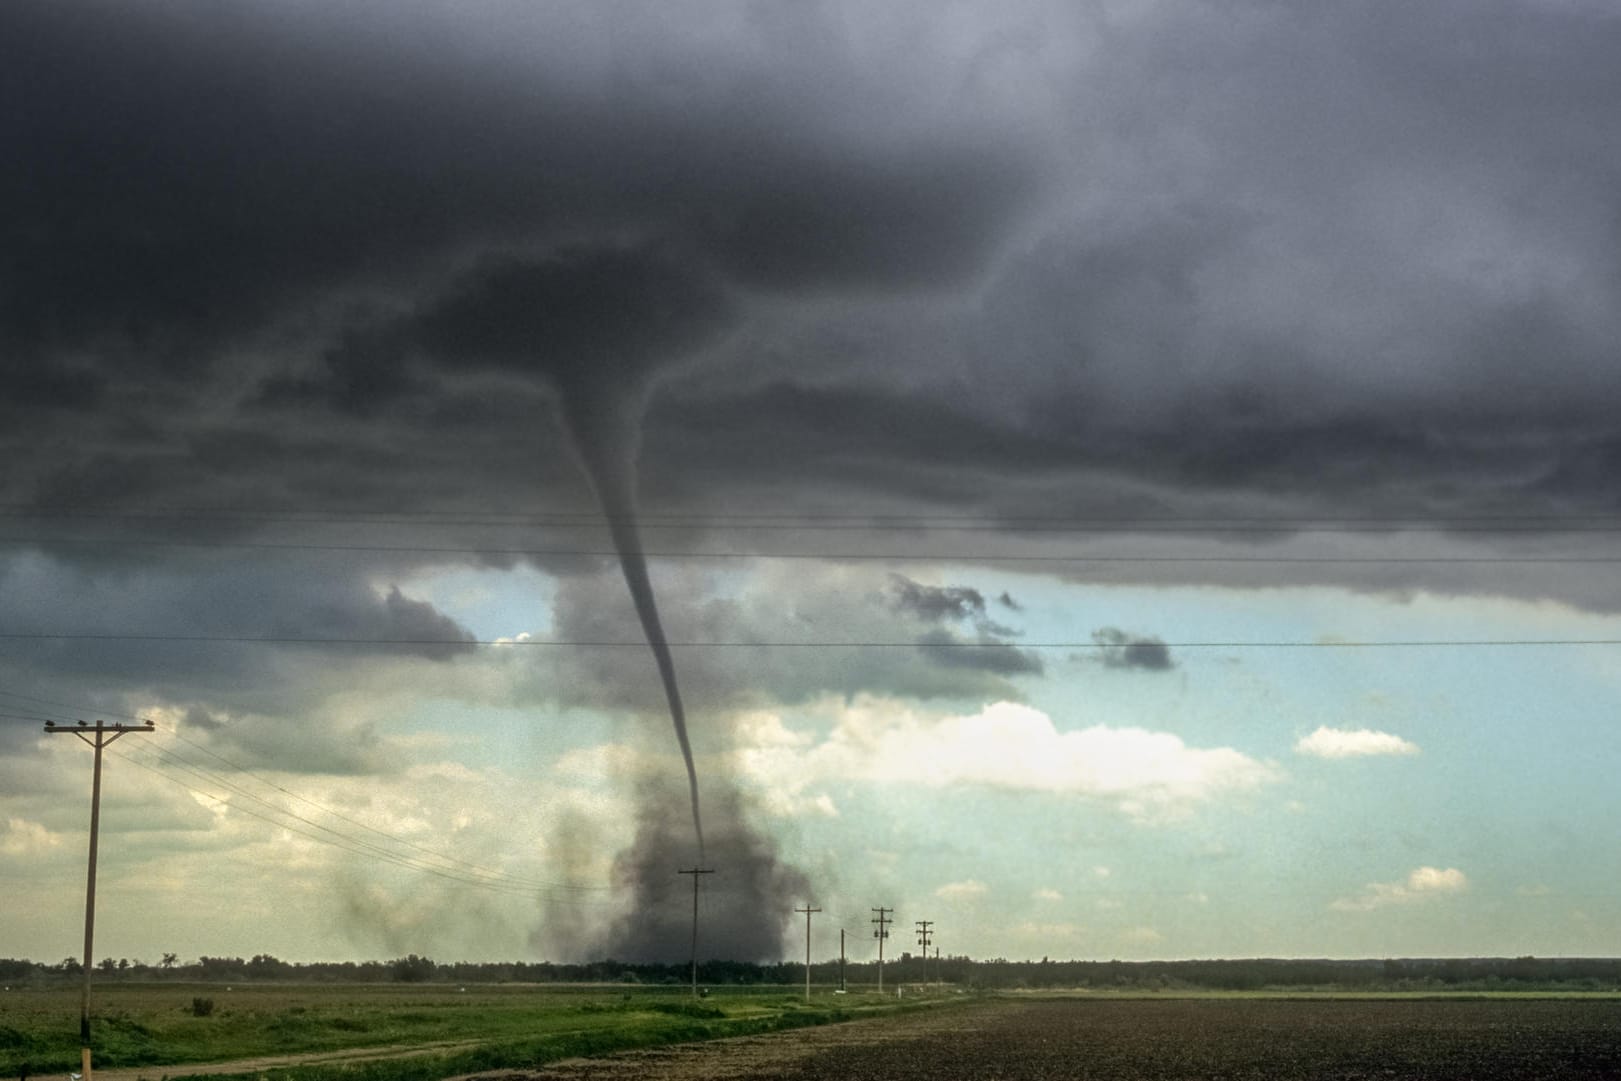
[473,997,1621,1080]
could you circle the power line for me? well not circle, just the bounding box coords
[7,534,1621,564]
[117,743,542,894]
[4,690,613,897]
[1,708,62,723]
[151,724,613,893]
[11,502,1621,530]
[108,745,618,904]
[4,632,1621,649]
[0,690,156,725]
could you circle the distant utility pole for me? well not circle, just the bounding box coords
[795,904,821,1001]
[839,928,847,992]
[915,920,933,987]
[678,867,714,998]
[46,719,155,1081]
[871,907,892,994]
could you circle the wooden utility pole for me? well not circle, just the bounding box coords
[871,907,892,994]
[46,719,155,1081]
[678,867,714,997]
[794,904,820,1001]
[839,928,846,992]
[915,920,933,987]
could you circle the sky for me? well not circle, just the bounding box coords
[3,0,1621,967]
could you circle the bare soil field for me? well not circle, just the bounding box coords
[475,997,1621,1081]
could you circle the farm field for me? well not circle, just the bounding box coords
[0,982,926,1080]
[497,996,1621,1081]
[9,988,1621,1081]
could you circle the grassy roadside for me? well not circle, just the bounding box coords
[177,998,958,1081]
[0,984,965,1080]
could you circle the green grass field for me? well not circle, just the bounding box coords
[0,982,938,1079]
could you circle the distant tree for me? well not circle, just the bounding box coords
[247,954,289,979]
[97,958,118,973]
[0,958,39,981]
[198,956,247,980]
[161,953,179,969]
[391,955,436,982]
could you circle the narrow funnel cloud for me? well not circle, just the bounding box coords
[562,394,704,856]
[413,244,733,857]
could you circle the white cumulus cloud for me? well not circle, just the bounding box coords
[737,698,1279,821]
[1,817,62,857]
[1296,726,1420,759]
[1014,920,1081,940]
[1331,866,1468,911]
[936,879,990,901]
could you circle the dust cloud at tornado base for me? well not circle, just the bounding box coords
[542,414,814,962]
[533,774,812,964]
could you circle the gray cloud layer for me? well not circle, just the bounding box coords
[5,0,1621,762]
[6,0,1619,531]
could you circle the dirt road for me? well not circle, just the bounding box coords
[454,1003,984,1081]
[89,1039,494,1081]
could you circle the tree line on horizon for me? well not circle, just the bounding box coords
[6,954,1621,991]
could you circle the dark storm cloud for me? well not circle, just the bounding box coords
[373,586,478,660]
[6,0,1619,543]
[0,551,474,769]
[889,576,989,623]
[412,249,731,382]
[182,706,226,732]
[0,2,1029,401]
[1091,628,1175,673]
[2,0,1621,702]
[532,564,1041,717]
[262,244,736,450]
[884,575,1036,675]
[916,628,1045,678]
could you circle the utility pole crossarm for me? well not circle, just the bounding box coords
[45,719,156,744]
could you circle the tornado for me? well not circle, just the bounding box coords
[415,245,732,859]
[561,393,704,856]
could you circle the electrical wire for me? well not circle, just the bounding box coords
[4,534,1621,563]
[110,742,622,904]
[9,503,1621,531]
[4,689,616,900]
[111,748,623,904]
[157,723,612,893]
[3,632,1620,648]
